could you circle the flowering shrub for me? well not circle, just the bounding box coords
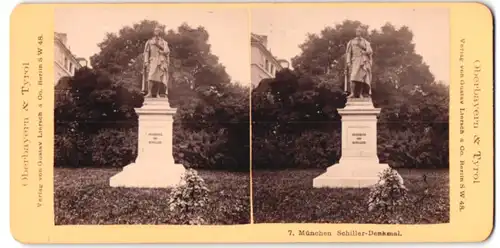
[367,168,408,224]
[168,169,210,225]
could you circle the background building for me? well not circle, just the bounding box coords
[54,32,87,85]
[251,33,289,87]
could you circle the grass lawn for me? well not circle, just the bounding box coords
[252,168,449,224]
[55,168,250,225]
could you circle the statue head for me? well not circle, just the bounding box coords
[355,27,363,37]
[153,26,162,37]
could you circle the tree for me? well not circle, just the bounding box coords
[251,69,345,169]
[290,20,448,129]
[291,21,441,108]
[54,67,144,168]
[55,67,143,133]
[88,20,249,171]
[252,67,345,136]
[252,20,449,169]
[90,20,237,124]
[90,20,231,105]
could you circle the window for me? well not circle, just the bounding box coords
[64,57,68,70]
[271,65,275,76]
[265,59,269,72]
[69,63,73,74]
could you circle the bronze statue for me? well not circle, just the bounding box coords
[142,26,170,99]
[345,26,373,98]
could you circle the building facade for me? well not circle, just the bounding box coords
[251,33,289,87]
[54,32,87,85]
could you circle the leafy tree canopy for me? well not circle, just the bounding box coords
[291,20,447,105]
[256,20,448,131]
[55,67,143,134]
[90,20,232,105]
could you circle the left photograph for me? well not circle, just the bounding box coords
[54,6,250,225]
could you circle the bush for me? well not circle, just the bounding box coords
[292,130,341,168]
[174,125,250,172]
[55,128,137,168]
[367,168,408,224]
[378,127,449,169]
[168,169,210,225]
[252,129,341,170]
[251,134,294,170]
[174,82,250,172]
[91,128,138,167]
[54,131,91,168]
[55,122,249,171]
[252,123,448,170]
[175,127,229,170]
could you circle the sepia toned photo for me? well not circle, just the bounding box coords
[251,7,450,224]
[53,7,250,225]
[8,1,496,243]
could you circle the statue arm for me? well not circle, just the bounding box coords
[365,41,373,64]
[365,40,373,55]
[163,41,170,68]
[345,41,352,65]
[165,41,170,53]
[162,40,171,57]
[143,40,150,64]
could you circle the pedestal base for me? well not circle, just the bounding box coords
[109,98,187,188]
[110,162,186,188]
[313,162,399,188]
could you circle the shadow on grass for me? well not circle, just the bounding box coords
[54,168,250,225]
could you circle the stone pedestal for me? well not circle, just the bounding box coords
[313,98,402,188]
[110,98,186,188]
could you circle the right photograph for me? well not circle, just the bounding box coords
[251,7,450,224]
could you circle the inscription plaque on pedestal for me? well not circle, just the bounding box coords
[347,127,369,147]
[148,132,163,145]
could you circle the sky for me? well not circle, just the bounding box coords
[55,7,250,84]
[252,7,450,83]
